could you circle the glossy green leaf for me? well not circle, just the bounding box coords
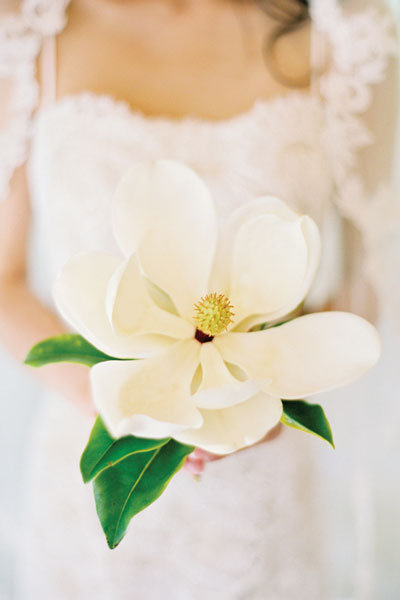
[93,439,194,549]
[281,400,335,448]
[24,334,120,367]
[80,416,170,483]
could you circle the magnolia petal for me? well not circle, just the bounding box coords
[174,393,283,455]
[228,196,300,225]
[229,214,311,325]
[112,160,217,320]
[209,196,300,294]
[214,312,381,399]
[192,342,264,409]
[53,252,174,359]
[90,340,203,439]
[106,254,195,339]
[145,279,180,316]
[235,215,320,331]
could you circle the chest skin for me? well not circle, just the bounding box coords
[46,0,311,120]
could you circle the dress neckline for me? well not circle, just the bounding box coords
[33,88,314,130]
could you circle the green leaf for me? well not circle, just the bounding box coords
[80,416,170,483]
[93,439,194,549]
[24,334,120,367]
[281,400,335,448]
[257,319,291,332]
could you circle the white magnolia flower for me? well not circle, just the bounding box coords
[53,160,381,454]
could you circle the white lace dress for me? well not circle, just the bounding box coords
[0,1,398,599]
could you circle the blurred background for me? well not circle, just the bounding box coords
[318,3,400,598]
[0,1,399,599]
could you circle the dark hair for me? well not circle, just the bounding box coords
[257,0,309,25]
[255,0,310,87]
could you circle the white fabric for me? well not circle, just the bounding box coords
[0,0,68,201]
[0,0,398,598]
[309,0,399,322]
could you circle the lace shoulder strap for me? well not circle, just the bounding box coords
[21,0,69,36]
[0,0,69,202]
[312,0,398,114]
[311,0,399,322]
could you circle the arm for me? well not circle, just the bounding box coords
[0,5,95,417]
[0,164,95,417]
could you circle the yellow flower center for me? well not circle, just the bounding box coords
[194,293,235,337]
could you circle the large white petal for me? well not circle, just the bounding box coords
[209,196,301,294]
[209,197,320,330]
[106,254,195,339]
[174,392,282,455]
[192,342,264,409]
[112,160,217,320]
[235,215,320,331]
[53,252,174,359]
[229,214,312,324]
[90,340,203,439]
[214,312,381,399]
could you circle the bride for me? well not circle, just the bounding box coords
[0,0,398,598]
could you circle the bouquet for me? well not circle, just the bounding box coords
[25,160,380,549]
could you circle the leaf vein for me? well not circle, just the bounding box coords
[110,446,163,546]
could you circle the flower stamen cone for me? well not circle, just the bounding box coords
[194,293,235,337]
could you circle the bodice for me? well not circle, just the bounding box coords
[26,90,340,308]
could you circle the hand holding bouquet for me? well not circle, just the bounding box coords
[25,160,380,548]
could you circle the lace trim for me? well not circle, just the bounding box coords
[0,0,68,202]
[313,0,399,310]
[312,0,398,185]
[314,0,398,183]
[313,0,398,114]
[22,0,69,36]
[33,89,313,130]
